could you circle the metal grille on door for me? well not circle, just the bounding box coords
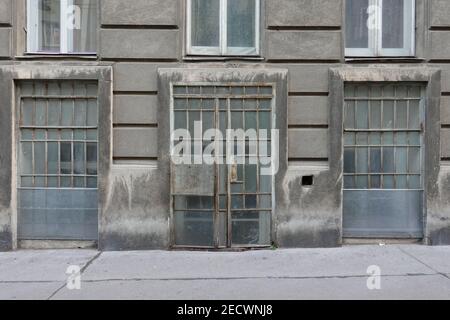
[171,84,274,248]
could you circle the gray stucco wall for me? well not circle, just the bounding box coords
[0,0,450,250]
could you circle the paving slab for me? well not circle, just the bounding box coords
[0,282,62,300]
[53,274,450,300]
[398,245,450,274]
[81,246,434,281]
[0,250,98,282]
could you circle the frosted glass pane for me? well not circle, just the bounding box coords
[370,101,381,129]
[20,143,33,175]
[38,0,60,52]
[395,101,408,128]
[73,143,85,175]
[356,148,368,173]
[344,149,356,173]
[35,100,47,126]
[86,143,97,175]
[245,165,257,193]
[71,0,98,53]
[34,142,46,175]
[60,142,72,174]
[356,101,369,129]
[408,147,420,173]
[74,100,87,126]
[396,147,407,173]
[382,0,404,49]
[345,0,369,48]
[408,100,420,129]
[86,100,98,126]
[227,0,256,48]
[382,101,394,128]
[191,0,220,47]
[345,101,355,129]
[48,100,60,126]
[22,99,34,126]
[383,147,395,173]
[48,142,59,175]
[370,148,381,173]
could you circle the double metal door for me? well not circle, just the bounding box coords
[171,84,273,248]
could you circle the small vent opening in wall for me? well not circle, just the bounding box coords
[302,176,314,186]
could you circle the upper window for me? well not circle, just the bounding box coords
[186,0,260,56]
[27,0,97,54]
[345,0,415,57]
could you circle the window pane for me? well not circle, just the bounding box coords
[73,143,85,175]
[71,0,98,53]
[34,142,46,175]
[86,143,97,175]
[345,0,369,48]
[38,0,61,52]
[191,0,220,47]
[47,142,59,175]
[227,0,256,48]
[60,142,72,174]
[20,143,33,175]
[382,0,404,49]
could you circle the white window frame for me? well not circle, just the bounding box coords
[186,0,260,56]
[345,0,415,57]
[27,0,96,54]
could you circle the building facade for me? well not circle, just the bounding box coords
[0,0,450,251]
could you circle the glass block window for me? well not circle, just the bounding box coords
[187,0,260,56]
[345,0,415,57]
[19,80,98,189]
[343,83,424,190]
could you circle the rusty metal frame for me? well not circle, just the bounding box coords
[170,83,275,250]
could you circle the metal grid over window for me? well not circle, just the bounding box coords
[18,80,99,189]
[343,83,424,190]
[171,84,273,247]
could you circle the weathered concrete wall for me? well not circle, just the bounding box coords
[0,0,450,250]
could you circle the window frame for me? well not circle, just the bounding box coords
[345,0,415,57]
[186,0,260,56]
[26,0,97,55]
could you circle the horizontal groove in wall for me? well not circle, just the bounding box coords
[267,59,341,64]
[0,57,12,61]
[429,26,450,31]
[114,91,158,96]
[289,125,329,129]
[289,158,329,162]
[267,26,341,31]
[113,157,158,163]
[0,23,12,28]
[441,158,450,162]
[114,124,158,128]
[442,125,450,129]
[101,24,178,30]
[101,58,178,63]
[428,60,450,64]
[441,92,450,96]
[289,92,329,97]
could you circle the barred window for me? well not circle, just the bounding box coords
[19,80,98,189]
[343,83,424,190]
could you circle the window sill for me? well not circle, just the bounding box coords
[17,53,98,60]
[183,55,265,62]
[345,57,425,63]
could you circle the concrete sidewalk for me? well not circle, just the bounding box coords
[0,245,449,300]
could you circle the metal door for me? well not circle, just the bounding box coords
[17,80,99,241]
[343,83,425,238]
[171,84,273,248]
